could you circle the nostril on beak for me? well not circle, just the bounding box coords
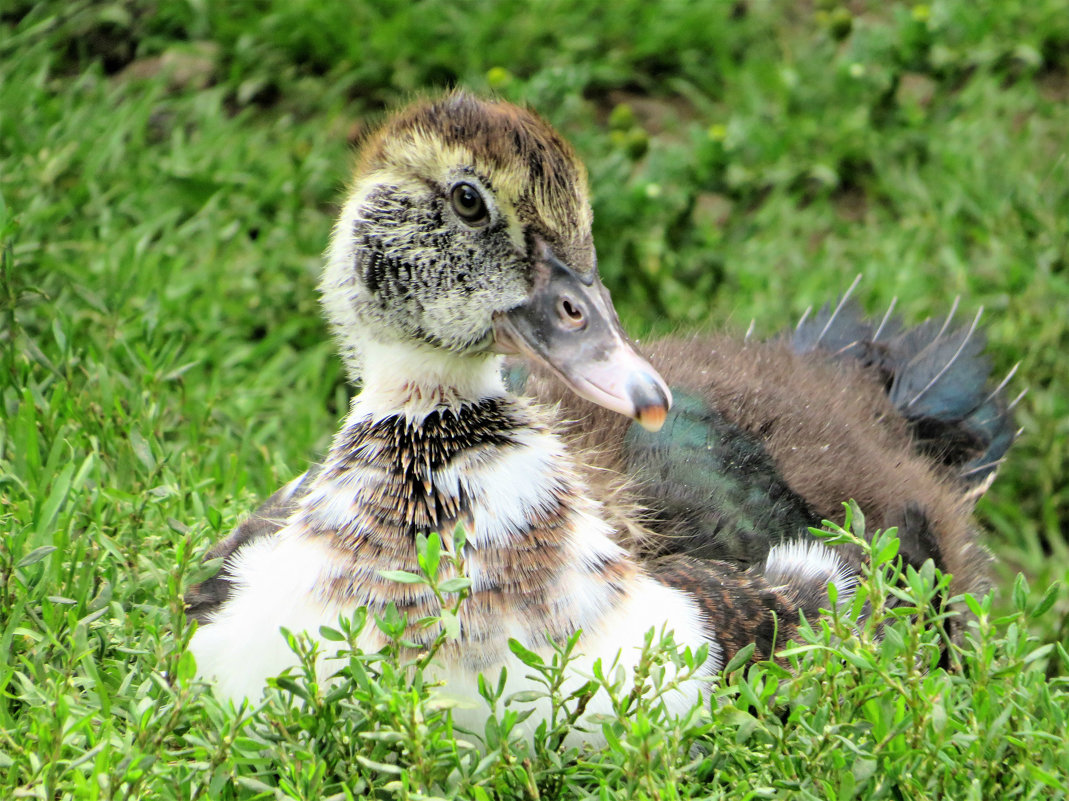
[557,296,586,330]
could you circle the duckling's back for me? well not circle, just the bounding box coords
[518,296,1018,599]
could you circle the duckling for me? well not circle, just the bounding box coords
[186,92,1015,735]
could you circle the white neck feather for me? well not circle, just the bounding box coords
[354,339,506,420]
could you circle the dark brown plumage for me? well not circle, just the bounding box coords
[648,555,809,663]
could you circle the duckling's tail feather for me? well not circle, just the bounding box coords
[763,539,858,613]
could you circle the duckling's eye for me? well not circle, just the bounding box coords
[450,183,489,226]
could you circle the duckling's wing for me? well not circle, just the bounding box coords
[510,360,824,566]
[792,295,1019,491]
[185,464,322,623]
[622,388,821,564]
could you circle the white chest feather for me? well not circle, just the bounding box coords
[190,527,712,738]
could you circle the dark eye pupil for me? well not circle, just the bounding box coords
[451,183,487,223]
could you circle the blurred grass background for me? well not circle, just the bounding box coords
[1,0,1067,795]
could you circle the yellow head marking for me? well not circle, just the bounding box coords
[356,91,595,272]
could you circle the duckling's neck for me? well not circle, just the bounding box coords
[354,339,505,418]
[293,341,638,667]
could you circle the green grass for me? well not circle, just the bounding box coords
[2,0,1068,797]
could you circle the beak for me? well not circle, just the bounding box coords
[492,244,672,432]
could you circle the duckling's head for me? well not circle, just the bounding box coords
[322,90,670,430]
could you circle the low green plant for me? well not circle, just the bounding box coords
[96,513,1059,799]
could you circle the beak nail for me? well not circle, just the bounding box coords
[637,405,668,432]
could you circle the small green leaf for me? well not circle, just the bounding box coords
[1030,581,1060,619]
[17,545,57,568]
[1012,573,1028,612]
[271,676,310,701]
[439,609,461,640]
[236,778,278,794]
[354,755,403,775]
[52,317,67,353]
[375,602,407,638]
[841,649,875,670]
[453,522,468,554]
[37,462,74,535]
[873,533,900,566]
[762,661,792,679]
[175,648,197,684]
[1023,643,1054,665]
[128,429,156,472]
[166,517,191,535]
[506,690,545,704]
[508,638,544,666]
[377,569,425,584]
[837,768,855,801]
[931,699,947,734]
[723,642,756,674]
[188,556,225,586]
[844,500,865,539]
[319,625,345,642]
[438,576,472,593]
[347,606,368,634]
[78,607,107,627]
[418,531,440,580]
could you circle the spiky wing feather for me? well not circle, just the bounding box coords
[791,277,887,364]
[791,293,1017,487]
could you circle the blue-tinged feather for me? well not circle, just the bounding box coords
[623,390,818,563]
